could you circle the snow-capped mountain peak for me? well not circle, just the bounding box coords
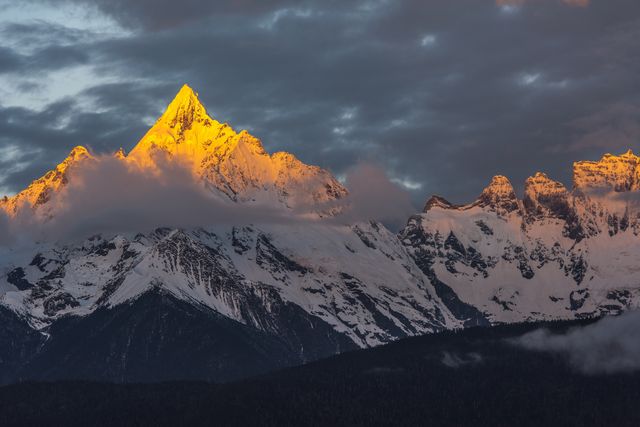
[400,149,640,326]
[523,172,571,219]
[124,85,346,207]
[423,195,458,212]
[0,145,94,216]
[573,149,640,192]
[475,175,520,215]
[127,84,236,169]
[160,84,211,134]
[2,85,346,217]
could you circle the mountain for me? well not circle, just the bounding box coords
[401,150,640,324]
[2,85,640,383]
[0,85,460,382]
[0,85,345,219]
[125,84,346,210]
[0,146,93,217]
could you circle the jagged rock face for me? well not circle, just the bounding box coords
[423,175,521,216]
[0,222,459,348]
[475,175,520,215]
[0,146,94,216]
[401,153,640,324]
[573,149,640,192]
[523,172,572,220]
[423,176,520,218]
[423,195,459,212]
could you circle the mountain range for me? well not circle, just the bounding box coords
[1,85,639,382]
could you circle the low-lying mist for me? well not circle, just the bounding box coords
[0,156,415,246]
[514,310,640,374]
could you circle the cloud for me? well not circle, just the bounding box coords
[497,0,589,6]
[32,0,305,30]
[3,156,414,245]
[333,163,417,231]
[21,154,301,242]
[441,351,483,368]
[515,311,640,374]
[0,209,12,245]
[0,42,88,77]
[567,103,640,153]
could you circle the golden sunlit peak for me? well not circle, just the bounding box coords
[485,175,514,191]
[66,146,92,162]
[158,84,215,134]
[602,149,637,160]
[60,146,93,171]
[165,84,204,114]
[114,147,127,159]
[69,145,89,156]
[169,84,199,107]
[178,83,196,95]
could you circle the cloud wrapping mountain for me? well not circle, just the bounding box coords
[516,311,640,374]
[497,0,589,7]
[0,86,414,243]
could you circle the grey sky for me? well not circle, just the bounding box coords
[1,0,639,205]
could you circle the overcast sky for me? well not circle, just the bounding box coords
[1,0,639,204]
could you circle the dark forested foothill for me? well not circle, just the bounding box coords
[1,319,639,427]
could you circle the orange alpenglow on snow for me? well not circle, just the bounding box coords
[0,146,94,216]
[0,85,347,218]
[573,149,640,192]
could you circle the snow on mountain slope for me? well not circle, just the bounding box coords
[401,151,640,324]
[0,222,458,347]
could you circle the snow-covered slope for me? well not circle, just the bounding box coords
[0,222,458,347]
[401,151,640,324]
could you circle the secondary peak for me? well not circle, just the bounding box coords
[160,84,212,134]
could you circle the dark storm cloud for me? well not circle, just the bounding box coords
[567,103,640,152]
[42,0,308,30]
[4,0,640,208]
[0,87,156,192]
[1,20,89,48]
[29,44,89,70]
[0,22,90,76]
[0,46,23,73]
[0,101,80,182]
[498,0,589,6]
